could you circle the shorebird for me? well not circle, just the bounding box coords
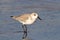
[10,12,42,39]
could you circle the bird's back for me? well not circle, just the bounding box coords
[17,14,31,22]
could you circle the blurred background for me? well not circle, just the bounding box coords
[0,0,60,40]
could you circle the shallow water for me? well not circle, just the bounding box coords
[0,0,60,40]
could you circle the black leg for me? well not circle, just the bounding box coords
[24,25,27,32]
[22,25,25,31]
[24,25,27,38]
[22,25,27,39]
[22,25,25,39]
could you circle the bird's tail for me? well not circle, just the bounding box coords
[10,16,13,17]
[10,16,17,20]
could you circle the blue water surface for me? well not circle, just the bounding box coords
[0,0,60,40]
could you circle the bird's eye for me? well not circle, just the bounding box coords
[34,14,36,16]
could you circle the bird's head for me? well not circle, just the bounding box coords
[31,12,42,20]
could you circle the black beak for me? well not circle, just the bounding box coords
[38,16,42,20]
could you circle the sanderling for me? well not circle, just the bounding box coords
[10,12,42,39]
